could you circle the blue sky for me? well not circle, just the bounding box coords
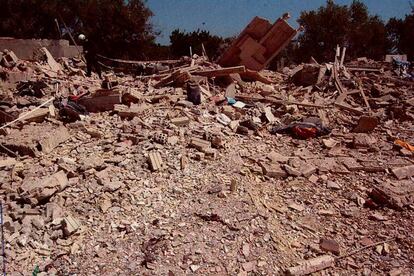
[146,0,412,45]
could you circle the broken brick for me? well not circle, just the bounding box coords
[148,151,163,172]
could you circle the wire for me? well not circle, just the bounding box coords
[1,202,6,276]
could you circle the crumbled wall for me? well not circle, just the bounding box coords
[0,37,82,60]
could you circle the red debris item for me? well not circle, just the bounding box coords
[292,126,318,139]
[69,92,89,102]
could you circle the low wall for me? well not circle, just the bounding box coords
[0,37,82,60]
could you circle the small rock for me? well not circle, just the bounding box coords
[375,244,383,254]
[103,181,123,192]
[308,175,319,183]
[242,244,250,258]
[327,180,341,190]
[284,164,302,177]
[242,261,255,272]
[320,238,340,255]
[360,237,374,247]
[190,265,200,272]
[369,213,388,221]
[288,202,305,212]
[62,216,81,237]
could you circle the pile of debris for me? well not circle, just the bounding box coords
[0,14,413,276]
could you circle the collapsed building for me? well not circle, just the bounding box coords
[0,13,413,276]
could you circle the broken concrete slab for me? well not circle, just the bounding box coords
[291,64,321,86]
[0,124,70,156]
[114,103,149,119]
[18,108,49,123]
[20,170,68,203]
[0,157,17,168]
[268,151,290,163]
[77,90,122,113]
[353,133,378,149]
[260,162,287,178]
[391,165,414,180]
[319,238,340,255]
[369,180,414,209]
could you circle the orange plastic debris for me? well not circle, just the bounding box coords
[394,139,414,152]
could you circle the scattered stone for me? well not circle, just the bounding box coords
[284,164,302,176]
[103,180,123,192]
[62,216,81,236]
[288,202,305,212]
[260,162,287,178]
[319,238,340,255]
[285,255,335,276]
[327,180,341,190]
[391,165,414,180]
[19,170,68,203]
[171,116,190,126]
[268,151,290,163]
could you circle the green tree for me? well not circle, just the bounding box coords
[169,29,224,59]
[387,9,414,59]
[347,1,390,60]
[296,0,349,62]
[0,0,157,59]
[295,0,390,62]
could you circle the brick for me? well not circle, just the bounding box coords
[171,116,190,126]
[148,151,163,172]
[62,216,81,236]
[190,137,211,151]
[114,103,149,119]
[284,164,301,176]
[302,163,317,177]
[391,165,414,180]
[260,162,287,178]
[202,148,217,160]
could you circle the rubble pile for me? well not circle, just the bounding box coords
[0,34,413,275]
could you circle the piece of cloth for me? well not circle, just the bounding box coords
[271,120,331,139]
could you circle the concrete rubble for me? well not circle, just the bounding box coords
[0,25,413,276]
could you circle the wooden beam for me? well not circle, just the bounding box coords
[334,102,364,115]
[192,66,246,77]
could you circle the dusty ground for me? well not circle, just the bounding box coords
[3,107,414,275]
[1,50,413,276]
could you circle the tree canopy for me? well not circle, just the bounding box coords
[169,29,225,60]
[0,0,156,59]
[387,9,414,60]
[295,0,390,62]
